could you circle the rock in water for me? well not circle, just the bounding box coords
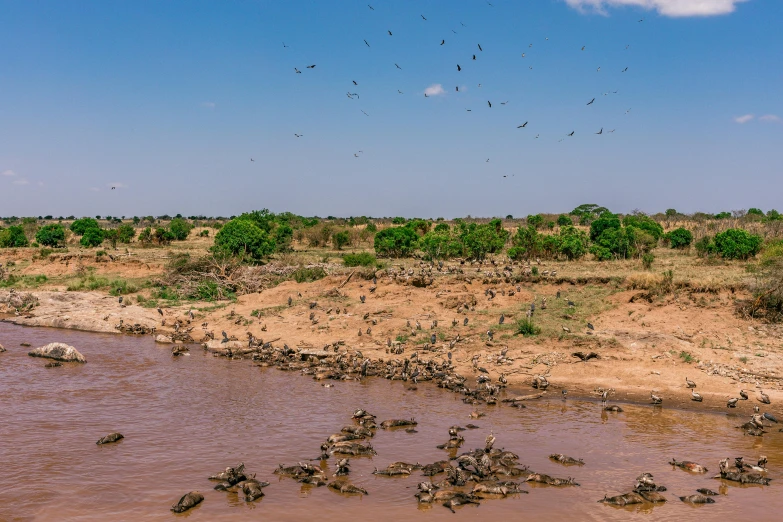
[0,343,5,352]
[171,491,204,513]
[155,335,173,344]
[96,432,124,445]
[28,342,86,363]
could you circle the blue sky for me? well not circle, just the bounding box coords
[0,0,780,218]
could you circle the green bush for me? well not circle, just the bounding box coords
[274,224,293,251]
[290,266,327,283]
[622,214,664,240]
[80,228,104,248]
[169,218,193,241]
[419,230,463,260]
[457,219,509,261]
[0,226,29,248]
[694,236,715,257]
[34,224,66,247]
[138,227,153,245]
[516,318,541,337]
[591,227,630,260]
[333,230,350,250]
[115,224,135,243]
[589,212,621,241]
[509,225,540,260]
[374,226,418,258]
[70,218,100,236]
[365,222,378,233]
[713,229,762,260]
[391,217,406,225]
[556,214,573,226]
[714,211,731,220]
[527,214,544,229]
[642,252,654,270]
[213,219,275,262]
[343,252,377,267]
[434,222,450,233]
[667,227,693,249]
[765,209,781,221]
[558,226,588,260]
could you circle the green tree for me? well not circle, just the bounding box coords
[457,219,509,260]
[747,208,765,217]
[274,224,293,251]
[374,226,418,257]
[213,219,275,261]
[138,227,153,245]
[35,223,66,247]
[80,227,104,248]
[0,225,29,247]
[70,217,100,236]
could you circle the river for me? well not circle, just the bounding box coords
[1,322,781,521]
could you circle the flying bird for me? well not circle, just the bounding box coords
[307,64,315,68]
[517,122,528,128]
[352,80,358,85]
[421,14,427,20]
[581,46,585,51]
[294,67,301,73]
[595,128,603,135]
[111,186,115,190]
[487,100,491,107]
[283,42,289,48]
[395,63,402,69]
[456,86,459,92]
[500,101,508,105]
[478,43,482,51]
[368,4,374,10]
[457,64,461,71]
[294,133,303,137]
[568,131,575,136]
[388,30,392,36]
[473,54,476,60]
[440,39,445,45]
[397,90,403,94]
[461,22,466,27]
[622,67,628,72]
[361,110,370,116]
[364,39,370,47]
[596,66,601,72]
[587,98,595,105]
[250,158,254,162]
[521,53,525,57]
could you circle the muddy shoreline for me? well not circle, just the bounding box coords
[3,283,781,417]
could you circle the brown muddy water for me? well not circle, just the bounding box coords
[1,322,782,521]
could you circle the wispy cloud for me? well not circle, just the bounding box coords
[12,178,29,185]
[200,102,216,109]
[760,114,781,122]
[565,0,749,17]
[734,114,754,124]
[1,169,17,177]
[424,84,446,96]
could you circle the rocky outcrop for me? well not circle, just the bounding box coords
[155,334,174,344]
[204,339,244,354]
[28,342,86,363]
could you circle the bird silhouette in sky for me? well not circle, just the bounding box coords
[478,44,483,51]
[517,122,528,128]
[587,98,595,105]
[421,14,427,21]
[596,128,603,135]
[457,64,461,71]
[364,39,370,47]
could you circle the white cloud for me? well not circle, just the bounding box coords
[200,102,216,109]
[734,114,754,124]
[1,169,17,177]
[424,84,446,96]
[12,178,29,185]
[565,0,749,17]
[760,114,781,122]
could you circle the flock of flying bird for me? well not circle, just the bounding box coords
[272,2,639,170]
